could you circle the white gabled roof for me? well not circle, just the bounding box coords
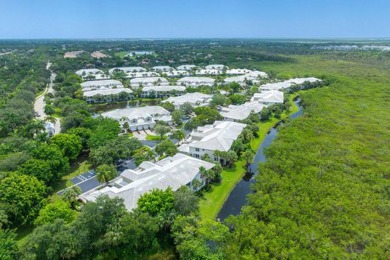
[252,90,284,104]
[130,77,169,84]
[247,70,268,78]
[179,121,246,152]
[163,92,212,106]
[205,64,226,70]
[76,68,104,76]
[102,106,170,120]
[83,88,133,97]
[164,70,190,77]
[287,77,321,84]
[109,67,146,74]
[196,69,223,75]
[81,79,123,89]
[260,77,320,91]
[142,85,186,92]
[152,66,172,71]
[260,81,292,91]
[224,75,251,83]
[177,64,197,70]
[226,69,252,75]
[177,77,215,85]
[220,102,266,121]
[82,153,214,211]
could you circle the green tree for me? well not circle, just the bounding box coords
[44,104,56,115]
[133,147,156,166]
[96,164,117,185]
[161,101,175,112]
[155,139,177,157]
[154,124,171,139]
[137,188,174,217]
[0,229,18,260]
[61,186,82,208]
[32,143,70,179]
[174,186,200,216]
[66,127,92,150]
[19,158,53,184]
[0,174,46,226]
[180,102,194,115]
[242,148,255,166]
[210,94,227,107]
[171,110,184,125]
[87,117,121,149]
[260,107,271,121]
[51,133,82,161]
[172,129,185,142]
[34,200,76,226]
[229,93,246,105]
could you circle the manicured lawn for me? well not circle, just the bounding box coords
[199,94,299,221]
[146,134,162,141]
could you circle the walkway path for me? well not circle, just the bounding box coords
[34,62,61,134]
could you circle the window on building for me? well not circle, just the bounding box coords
[194,154,200,158]
[195,148,200,152]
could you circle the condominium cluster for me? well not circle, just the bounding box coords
[75,64,270,103]
[78,63,321,211]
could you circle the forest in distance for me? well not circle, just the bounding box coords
[0,39,389,259]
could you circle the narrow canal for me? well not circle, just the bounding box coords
[217,98,303,221]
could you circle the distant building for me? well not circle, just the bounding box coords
[80,79,123,92]
[141,85,186,98]
[162,92,212,109]
[83,88,133,104]
[109,67,146,74]
[177,77,215,87]
[164,70,190,77]
[260,77,320,91]
[152,66,172,72]
[76,69,109,81]
[178,121,246,164]
[220,102,266,122]
[224,75,260,86]
[205,64,226,70]
[130,77,169,89]
[177,64,197,71]
[81,153,215,211]
[101,106,172,131]
[251,90,284,105]
[226,68,252,75]
[195,69,223,76]
[125,71,159,78]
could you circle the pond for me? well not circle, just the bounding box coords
[217,98,303,221]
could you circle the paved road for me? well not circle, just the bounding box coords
[34,62,61,134]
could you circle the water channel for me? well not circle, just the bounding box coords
[217,98,304,221]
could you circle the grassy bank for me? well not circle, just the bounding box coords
[199,94,299,221]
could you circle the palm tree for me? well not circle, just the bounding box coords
[62,186,82,209]
[242,149,255,167]
[96,164,117,186]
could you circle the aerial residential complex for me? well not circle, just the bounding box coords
[81,153,215,211]
[220,101,266,122]
[140,85,186,98]
[162,92,212,109]
[177,76,215,87]
[178,121,246,164]
[101,106,172,131]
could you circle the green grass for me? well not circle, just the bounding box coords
[199,94,299,221]
[50,154,92,194]
[146,134,162,141]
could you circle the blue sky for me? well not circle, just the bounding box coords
[0,0,389,39]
